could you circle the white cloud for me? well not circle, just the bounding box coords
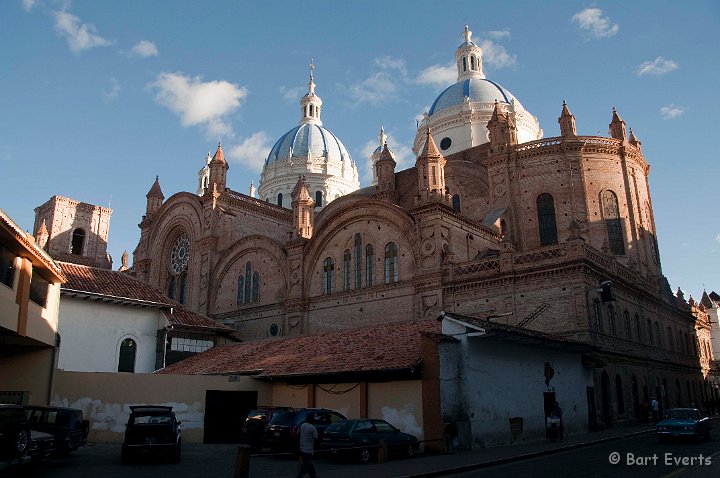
[149,72,248,139]
[225,131,272,172]
[22,0,37,12]
[635,57,678,76]
[53,10,112,53]
[279,85,305,102]
[102,77,121,102]
[715,234,720,243]
[660,104,684,119]
[479,40,517,69]
[486,29,511,39]
[350,71,398,105]
[129,40,159,58]
[572,8,619,39]
[415,106,430,126]
[416,62,456,87]
[349,56,407,106]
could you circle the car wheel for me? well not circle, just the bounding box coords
[16,429,29,455]
[359,447,372,464]
[405,444,415,458]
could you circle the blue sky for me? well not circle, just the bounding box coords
[1,0,718,298]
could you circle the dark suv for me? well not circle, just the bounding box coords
[24,405,89,455]
[241,406,291,450]
[121,406,181,464]
[261,408,345,453]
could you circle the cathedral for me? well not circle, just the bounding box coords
[42,26,716,427]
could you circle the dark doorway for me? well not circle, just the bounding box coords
[601,371,612,427]
[543,392,556,439]
[204,390,257,444]
[586,387,597,431]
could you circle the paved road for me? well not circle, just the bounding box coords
[451,428,720,478]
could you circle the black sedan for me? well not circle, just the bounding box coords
[321,419,419,463]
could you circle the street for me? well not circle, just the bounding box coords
[3,425,719,478]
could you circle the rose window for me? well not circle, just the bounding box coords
[170,234,190,274]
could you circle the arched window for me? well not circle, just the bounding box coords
[354,234,362,289]
[365,244,375,287]
[462,57,467,72]
[624,310,631,339]
[593,300,603,333]
[71,228,85,255]
[315,191,323,208]
[452,194,461,213]
[323,258,335,294]
[470,55,476,70]
[309,104,314,117]
[601,190,625,254]
[635,314,643,342]
[277,193,283,207]
[654,321,662,347]
[647,319,654,344]
[343,250,351,291]
[384,242,398,284]
[616,375,625,415]
[667,326,674,351]
[118,338,136,373]
[607,305,616,335]
[536,193,558,246]
[168,233,190,303]
[237,262,260,306]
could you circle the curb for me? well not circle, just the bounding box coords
[398,428,657,478]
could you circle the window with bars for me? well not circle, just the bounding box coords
[170,334,214,353]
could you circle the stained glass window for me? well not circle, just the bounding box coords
[354,234,362,289]
[323,258,334,294]
[252,271,260,302]
[452,194,461,213]
[237,275,244,306]
[384,242,398,284]
[343,250,351,291]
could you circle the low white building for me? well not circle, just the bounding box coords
[439,313,595,447]
[57,262,236,373]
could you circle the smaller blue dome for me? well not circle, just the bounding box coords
[429,78,521,116]
[265,123,352,166]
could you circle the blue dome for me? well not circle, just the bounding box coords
[265,123,352,166]
[428,78,521,116]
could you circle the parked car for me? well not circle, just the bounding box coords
[656,408,711,441]
[1,404,56,470]
[121,406,181,464]
[24,405,89,455]
[240,406,292,450]
[0,404,31,470]
[321,419,419,463]
[261,408,345,453]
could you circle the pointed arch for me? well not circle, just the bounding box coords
[601,190,624,254]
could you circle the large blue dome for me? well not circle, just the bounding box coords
[265,123,352,166]
[428,78,522,116]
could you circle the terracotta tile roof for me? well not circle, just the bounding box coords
[158,319,441,377]
[58,262,229,331]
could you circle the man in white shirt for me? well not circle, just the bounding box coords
[296,415,319,478]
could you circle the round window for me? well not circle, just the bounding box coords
[268,323,281,337]
[440,137,452,150]
[170,234,190,274]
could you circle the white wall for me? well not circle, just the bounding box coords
[57,298,164,373]
[440,320,592,448]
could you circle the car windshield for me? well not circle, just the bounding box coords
[664,410,698,420]
[132,414,172,425]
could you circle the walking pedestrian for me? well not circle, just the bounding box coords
[650,397,659,422]
[296,415,319,478]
